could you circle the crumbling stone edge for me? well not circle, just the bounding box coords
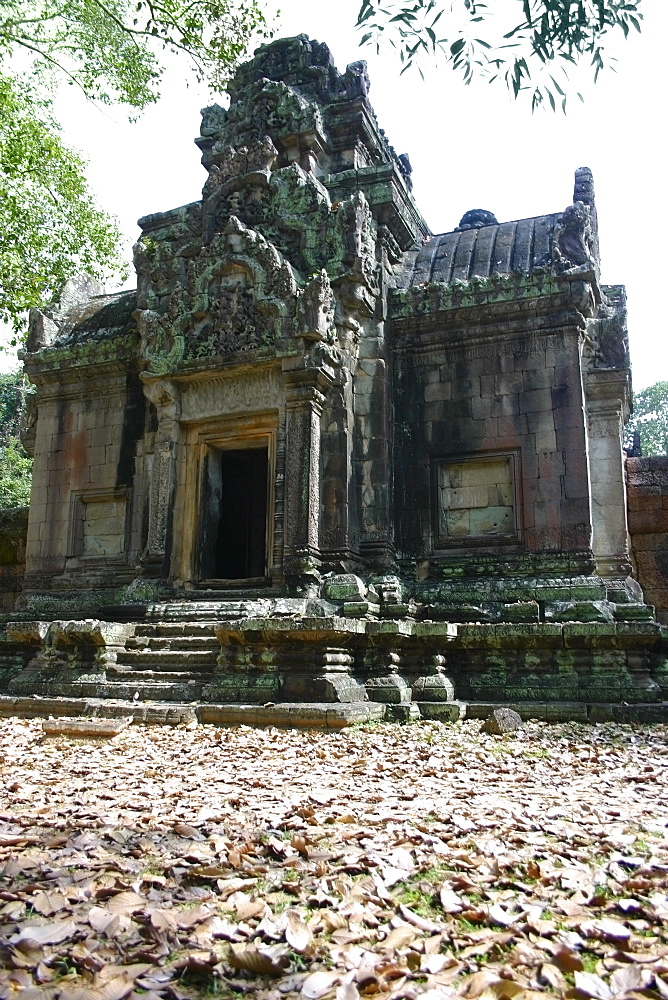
[0,695,666,729]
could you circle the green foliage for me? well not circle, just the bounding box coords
[0,439,32,507]
[0,0,269,334]
[627,381,668,456]
[0,367,29,444]
[356,0,643,109]
[0,367,32,508]
[0,73,126,333]
[0,0,269,110]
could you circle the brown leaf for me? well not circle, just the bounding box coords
[553,945,585,973]
[285,909,314,953]
[336,983,360,1000]
[173,824,204,840]
[301,970,341,999]
[462,971,524,999]
[105,891,146,916]
[30,890,69,916]
[398,904,444,933]
[540,963,568,991]
[440,886,464,914]
[573,971,613,1000]
[150,908,178,931]
[11,920,78,947]
[382,926,418,950]
[228,942,290,976]
[610,965,644,995]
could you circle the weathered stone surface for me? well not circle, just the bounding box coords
[627,457,668,625]
[41,716,132,737]
[481,707,524,734]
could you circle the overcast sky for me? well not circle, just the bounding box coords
[7,0,666,390]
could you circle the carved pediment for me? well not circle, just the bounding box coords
[135,218,298,373]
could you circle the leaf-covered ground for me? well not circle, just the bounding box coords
[1,718,668,1000]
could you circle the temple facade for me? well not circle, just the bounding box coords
[2,35,666,723]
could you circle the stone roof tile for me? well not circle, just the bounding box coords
[401,212,561,289]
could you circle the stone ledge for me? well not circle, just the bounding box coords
[1,695,667,727]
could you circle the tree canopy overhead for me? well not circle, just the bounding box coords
[356,0,644,110]
[0,0,269,110]
[0,0,647,334]
[0,0,268,335]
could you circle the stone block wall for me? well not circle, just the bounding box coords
[23,369,144,592]
[0,507,28,610]
[394,321,592,565]
[626,456,668,623]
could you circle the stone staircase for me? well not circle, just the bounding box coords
[102,623,221,702]
[2,583,668,728]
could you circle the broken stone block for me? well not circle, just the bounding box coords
[481,707,523,734]
[323,575,367,602]
[41,716,132,738]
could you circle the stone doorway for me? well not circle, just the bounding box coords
[199,446,269,582]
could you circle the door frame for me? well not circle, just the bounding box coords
[173,411,277,588]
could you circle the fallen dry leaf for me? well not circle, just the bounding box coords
[0,717,666,1000]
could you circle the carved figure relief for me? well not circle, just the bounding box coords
[554,201,595,269]
[135,216,297,372]
[297,270,335,342]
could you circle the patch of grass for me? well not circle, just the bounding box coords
[264,890,294,912]
[394,884,439,918]
[391,863,455,917]
[456,917,480,932]
[405,863,453,886]
[580,952,600,974]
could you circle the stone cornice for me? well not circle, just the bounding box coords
[21,335,138,388]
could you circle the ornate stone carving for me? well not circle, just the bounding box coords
[142,379,181,561]
[554,201,595,269]
[135,217,297,372]
[296,270,335,342]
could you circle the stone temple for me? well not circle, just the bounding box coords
[1,35,666,725]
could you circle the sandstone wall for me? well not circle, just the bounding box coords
[394,322,592,564]
[626,456,668,623]
[23,368,144,594]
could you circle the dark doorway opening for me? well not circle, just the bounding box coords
[200,447,268,581]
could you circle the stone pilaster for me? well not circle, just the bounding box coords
[282,359,334,594]
[585,370,632,579]
[141,378,181,577]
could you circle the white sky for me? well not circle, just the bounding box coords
[5,0,666,390]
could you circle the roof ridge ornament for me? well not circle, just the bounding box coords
[455,209,499,231]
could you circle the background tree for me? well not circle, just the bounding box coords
[0,368,32,508]
[627,381,668,457]
[356,0,643,110]
[0,0,269,334]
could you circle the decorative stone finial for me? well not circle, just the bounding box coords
[573,166,595,207]
[456,209,498,231]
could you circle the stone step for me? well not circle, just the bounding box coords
[0,694,388,728]
[116,649,218,670]
[126,635,220,652]
[95,680,206,701]
[108,667,214,684]
[132,622,220,638]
